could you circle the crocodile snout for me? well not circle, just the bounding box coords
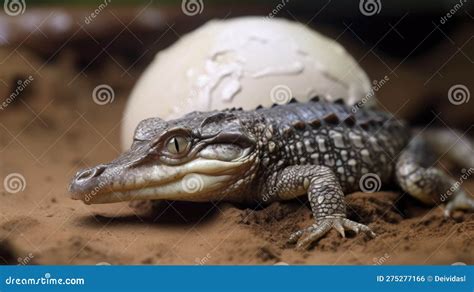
[68,165,107,200]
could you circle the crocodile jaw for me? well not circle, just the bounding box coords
[74,173,233,204]
[69,158,251,204]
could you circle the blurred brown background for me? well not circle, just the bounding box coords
[0,0,473,128]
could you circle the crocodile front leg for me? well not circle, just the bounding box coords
[263,165,376,249]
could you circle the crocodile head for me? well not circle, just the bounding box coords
[69,111,258,204]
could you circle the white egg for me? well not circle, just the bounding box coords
[122,16,374,150]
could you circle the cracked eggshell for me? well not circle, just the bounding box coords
[122,17,373,150]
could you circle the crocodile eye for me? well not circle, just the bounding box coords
[166,136,191,155]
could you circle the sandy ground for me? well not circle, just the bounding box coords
[0,91,473,266]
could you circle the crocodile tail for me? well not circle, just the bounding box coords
[421,128,474,170]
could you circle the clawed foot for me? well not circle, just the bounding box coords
[288,216,376,250]
[444,191,474,217]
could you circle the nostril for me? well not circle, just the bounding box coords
[94,165,106,177]
[75,165,106,182]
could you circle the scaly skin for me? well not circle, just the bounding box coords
[69,98,473,249]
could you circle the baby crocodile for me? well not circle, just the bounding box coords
[69,98,474,249]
